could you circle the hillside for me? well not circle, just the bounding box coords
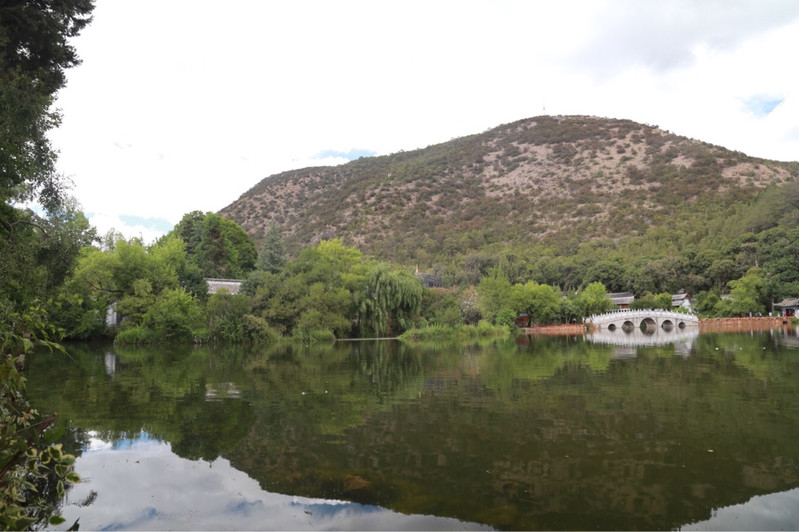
[220,115,798,271]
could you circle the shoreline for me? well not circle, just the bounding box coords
[520,316,794,336]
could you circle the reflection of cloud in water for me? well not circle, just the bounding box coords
[60,434,491,531]
[682,487,799,531]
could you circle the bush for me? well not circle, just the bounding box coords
[400,321,511,342]
[242,314,279,343]
[207,293,252,343]
[294,328,336,343]
[114,325,157,345]
[143,288,203,342]
[495,307,517,329]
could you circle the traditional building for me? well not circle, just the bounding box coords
[609,292,635,309]
[775,298,799,317]
[414,266,442,288]
[672,291,692,310]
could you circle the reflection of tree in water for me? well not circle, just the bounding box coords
[349,341,423,400]
[171,383,255,461]
[25,335,799,530]
[229,336,799,530]
[26,344,257,462]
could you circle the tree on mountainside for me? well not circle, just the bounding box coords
[257,223,286,274]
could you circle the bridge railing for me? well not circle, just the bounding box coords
[587,309,698,323]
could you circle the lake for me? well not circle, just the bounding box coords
[27,327,799,530]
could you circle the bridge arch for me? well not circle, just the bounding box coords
[587,309,699,332]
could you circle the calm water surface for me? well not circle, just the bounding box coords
[27,328,799,530]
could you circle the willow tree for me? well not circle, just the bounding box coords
[358,264,423,337]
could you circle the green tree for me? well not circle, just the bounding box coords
[358,264,423,337]
[476,266,511,324]
[693,290,721,317]
[419,289,462,327]
[257,223,286,274]
[57,236,195,340]
[574,282,613,318]
[582,258,629,293]
[714,267,768,316]
[510,281,562,324]
[142,288,203,342]
[250,239,368,338]
[171,212,256,279]
[1,4,93,523]
[1,0,93,212]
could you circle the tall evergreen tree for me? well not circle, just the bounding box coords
[257,223,286,274]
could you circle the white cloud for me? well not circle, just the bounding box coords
[49,1,799,241]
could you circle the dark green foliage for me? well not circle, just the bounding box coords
[249,239,368,339]
[0,303,80,529]
[0,4,91,525]
[257,223,286,274]
[206,292,253,343]
[357,264,423,337]
[476,267,511,324]
[419,289,462,327]
[169,212,257,279]
[0,202,97,307]
[1,0,94,212]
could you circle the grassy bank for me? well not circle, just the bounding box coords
[399,321,513,342]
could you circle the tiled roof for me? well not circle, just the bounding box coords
[205,278,245,295]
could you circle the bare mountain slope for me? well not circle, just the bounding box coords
[220,115,797,263]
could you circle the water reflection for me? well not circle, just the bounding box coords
[59,432,490,531]
[589,325,700,348]
[683,487,799,531]
[27,334,799,531]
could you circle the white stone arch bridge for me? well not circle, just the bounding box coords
[587,309,699,332]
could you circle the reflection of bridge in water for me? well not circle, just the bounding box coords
[589,327,699,356]
[588,309,699,332]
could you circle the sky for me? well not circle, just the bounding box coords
[48,0,799,243]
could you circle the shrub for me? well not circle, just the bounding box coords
[495,307,517,329]
[114,325,157,345]
[295,328,336,343]
[242,314,279,343]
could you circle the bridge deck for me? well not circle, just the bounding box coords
[588,309,699,330]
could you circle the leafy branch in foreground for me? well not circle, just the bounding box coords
[0,302,80,530]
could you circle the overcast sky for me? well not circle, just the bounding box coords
[48,0,799,243]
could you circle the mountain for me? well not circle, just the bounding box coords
[219,115,798,269]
